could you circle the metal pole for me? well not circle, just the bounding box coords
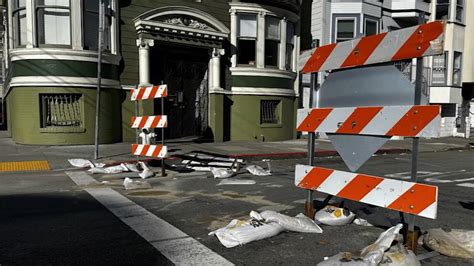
[94,0,105,160]
[134,85,139,162]
[406,11,425,253]
[305,40,319,218]
[161,81,166,177]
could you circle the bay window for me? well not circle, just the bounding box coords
[364,18,378,36]
[456,0,463,23]
[285,22,294,71]
[12,0,27,47]
[83,0,111,51]
[265,16,280,68]
[36,0,71,46]
[237,14,257,66]
[432,52,447,85]
[453,52,462,86]
[436,0,449,20]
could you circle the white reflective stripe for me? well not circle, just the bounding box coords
[159,146,168,158]
[299,49,315,71]
[360,178,412,208]
[294,164,313,186]
[317,107,353,132]
[416,115,441,138]
[158,116,167,128]
[157,85,166,97]
[319,39,359,71]
[144,117,154,128]
[146,145,156,157]
[131,89,139,101]
[134,145,144,155]
[132,117,142,128]
[318,171,356,196]
[361,106,410,135]
[142,87,153,100]
[417,201,438,219]
[364,26,415,65]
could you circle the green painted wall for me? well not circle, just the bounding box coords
[232,76,294,88]
[227,94,297,141]
[8,87,123,145]
[11,60,119,79]
[209,93,224,142]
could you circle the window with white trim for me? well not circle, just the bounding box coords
[237,14,257,66]
[83,0,112,51]
[285,22,295,71]
[336,18,355,42]
[12,0,27,47]
[36,0,71,46]
[364,18,378,36]
[453,52,462,86]
[432,52,447,85]
[265,16,280,68]
[436,0,449,20]
[456,0,463,23]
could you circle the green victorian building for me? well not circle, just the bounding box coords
[2,0,304,145]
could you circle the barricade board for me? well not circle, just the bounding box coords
[131,115,168,129]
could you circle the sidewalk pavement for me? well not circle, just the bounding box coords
[0,131,472,170]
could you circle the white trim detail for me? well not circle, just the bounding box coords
[230,67,297,79]
[10,76,121,89]
[230,87,297,96]
[10,48,122,65]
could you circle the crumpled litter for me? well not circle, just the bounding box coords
[138,161,154,179]
[353,218,374,227]
[380,243,419,266]
[251,210,323,233]
[210,167,235,179]
[318,224,404,266]
[423,228,474,259]
[314,205,355,226]
[68,159,105,168]
[123,177,152,190]
[246,159,271,176]
[209,216,284,248]
[104,164,130,174]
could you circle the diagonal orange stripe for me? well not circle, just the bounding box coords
[138,116,149,128]
[391,21,444,61]
[387,183,437,215]
[131,144,138,154]
[150,116,161,128]
[151,145,163,157]
[341,33,387,68]
[130,116,137,127]
[298,167,334,190]
[161,86,168,97]
[336,107,383,134]
[302,44,337,74]
[140,145,150,156]
[136,88,146,101]
[297,108,333,132]
[149,86,158,99]
[336,174,383,201]
[386,105,440,137]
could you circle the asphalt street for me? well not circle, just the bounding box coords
[1,149,473,265]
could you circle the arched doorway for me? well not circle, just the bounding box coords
[134,7,229,140]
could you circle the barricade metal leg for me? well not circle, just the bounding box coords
[305,61,318,218]
[161,81,166,177]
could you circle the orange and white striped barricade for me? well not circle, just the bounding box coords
[296,20,446,250]
[130,84,168,176]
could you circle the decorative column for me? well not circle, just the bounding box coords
[136,38,154,85]
[257,11,266,68]
[210,48,224,91]
[279,17,287,70]
[230,9,237,67]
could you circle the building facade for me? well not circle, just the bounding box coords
[306,0,474,138]
[2,0,302,144]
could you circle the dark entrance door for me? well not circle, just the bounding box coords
[150,44,209,140]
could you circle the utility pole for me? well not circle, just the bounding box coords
[94,0,105,160]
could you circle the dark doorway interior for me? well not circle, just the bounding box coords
[150,44,210,140]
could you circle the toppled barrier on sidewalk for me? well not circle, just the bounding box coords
[423,228,474,259]
[209,210,323,248]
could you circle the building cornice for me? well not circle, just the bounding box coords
[9,48,122,65]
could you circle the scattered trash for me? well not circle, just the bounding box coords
[217,179,256,185]
[246,160,271,176]
[380,244,420,266]
[124,163,140,173]
[209,216,284,248]
[101,181,111,184]
[211,167,235,179]
[318,224,403,266]
[123,177,152,190]
[314,205,355,226]
[104,164,129,174]
[138,161,154,179]
[88,167,108,174]
[353,218,374,227]
[68,159,105,168]
[251,210,323,233]
[423,228,474,259]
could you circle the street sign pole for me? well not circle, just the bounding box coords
[406,12,425,252]
[94,0,105,160]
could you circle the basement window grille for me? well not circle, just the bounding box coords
[260,100,280,124]
[40,94,82,128]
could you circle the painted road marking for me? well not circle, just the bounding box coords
[385,170,474,188]
[0,160,51,172]
[66,171,233,265]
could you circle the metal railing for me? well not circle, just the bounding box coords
[260,100,280,124]
[41,94,82,128]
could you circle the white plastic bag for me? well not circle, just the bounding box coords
[123,177,152,190]
[124,163,140,173]
[105,164,129,174]
[138,162,154,179]
[253,210,323,233]
[88,167,108,174]
[380,244,420,266]
[210,167,234,179]
[353,218,373,227]
[246,165,271,176]
[423,228,474,259]
[68,159,94,168]
[314,205,355,226]
[209,218,284,248]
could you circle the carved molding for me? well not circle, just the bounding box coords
[136,38,155,48]
[162,16,211,30]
